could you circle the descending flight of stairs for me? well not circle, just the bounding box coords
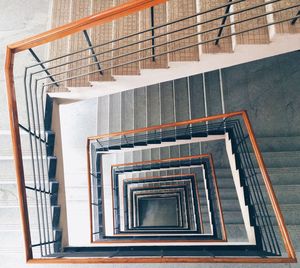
[47,0,300,94]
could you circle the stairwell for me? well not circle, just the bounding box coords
[1,0,300,266]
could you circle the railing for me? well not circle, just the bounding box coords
[87,110,296,261]
[226,119,281,255]
[17,0,300,91]
[4,0,299,263]
[6,0,167,262]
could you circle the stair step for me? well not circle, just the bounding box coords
[134,87,147,145]
[215,167,300,184]
[234,0,270,45]
[268,204,300,225]
[174,77,191,127]
[90,0,115,82]
[160,80,175,132]
[48,0,71,92]
[189,74,206,134]
[52,205,61,228]
[225,224,248,242]
[0,184,51,205]
[212,150,300,169]
[256,136,300,152]
[46,130,55,156]
[109,93,121,134]
[167,0,199,61]
[139,3,169,69]
[0,133,31,157]
[67,0,91,88]
[0,206,41,227]
[0,230,41,247]
[200,0,233,54]
[246,151,300,168]
[48,156,57,179]
[215,185,300,204]
[113,0,140,76]
[261,224,300,251]
[121,90,134,132]
[273,1,300,34]
[223,211,244,224]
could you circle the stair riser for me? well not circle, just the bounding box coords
[215,186,300,204]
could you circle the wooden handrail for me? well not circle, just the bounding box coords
[5,47,32,261]
[88,110,243,140]
[28,257,297,264]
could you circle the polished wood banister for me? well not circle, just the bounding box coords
[8,0,166,53]
[28,257,297,264]
[88,110,243,140]
[5,47,32,261]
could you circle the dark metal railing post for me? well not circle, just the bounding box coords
[83,30,104,75]
[28,48,59,87]
[215,0,233,45]
[19,123,47,143]
[291,10,300,25]
[150,6,156,61]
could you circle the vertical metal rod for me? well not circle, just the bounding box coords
[83,30,104,75]
[150,6,156,61]
[40,87,56,247]
[28,49,59,87]
[28,75,47,256]
[291,10,300,25]
[23,68,43,257]
[215,0,233,45]
[34,81,52,255]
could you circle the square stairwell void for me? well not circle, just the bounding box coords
[138,196,179,227]
[126,177,199,232]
